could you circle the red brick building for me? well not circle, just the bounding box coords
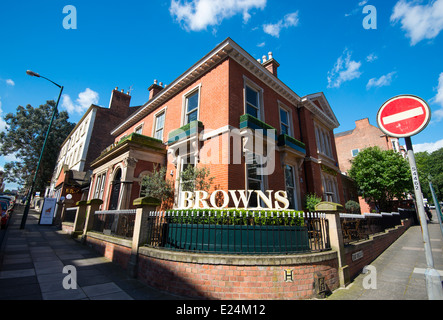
[47,89,139,205]
[334,118,404,212]
[88,38,344,211]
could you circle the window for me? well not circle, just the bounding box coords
[351,149,359,157]
[185,90,199,124]
[279,107,291,136]
[134,124,143,135]
[391,139,398,152]
[77,144,82,161]
[246,152,264,208]
[315,124,333,158]
[154,111,165,141]
[178,155,197,206]
[284,165,298,210]
[322,173,339,203]
[93,173,106,200]
[246,86,260,119]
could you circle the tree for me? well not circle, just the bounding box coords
[179,165,214,193]
[415,148,443,204]
[304,193,322,212]
[348,146,412,212]
[0,101,75,194]
[140,166,174,202]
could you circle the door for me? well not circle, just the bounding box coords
[109,169,122,210]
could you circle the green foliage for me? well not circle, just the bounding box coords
[179,165,214,193]
[140,166,174,201]
[166,208,305,226]
[348,146,412,212]
[0,101,75,192]
[415,148,443,205]
[304,193,322,212]
[345,200,360,213]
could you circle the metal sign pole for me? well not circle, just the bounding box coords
[405,137,443,300]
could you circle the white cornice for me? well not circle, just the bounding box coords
[111,37,338,136]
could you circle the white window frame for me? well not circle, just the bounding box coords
[284,164,299,210]
[153,107,167,141]
[243,77,264,121]
[182,85,201,126]
[315,122,333,159]
[351,149,360,157]
[278,103,293,137]
[134,123,144,135]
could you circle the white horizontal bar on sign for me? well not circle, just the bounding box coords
[65,207,78,211]
[382,107,423,125]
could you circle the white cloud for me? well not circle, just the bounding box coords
[169,0,266,31]
[366,71,396,89]
[263,11,299,38]
[430,72,443,122]
[327,49,362,89]
[345,0,369,17]
[366,53,378,62]
[391,0,443,45]
[5,79,15,86]
[62,88,99,115]
[257,41,266,47]
[413,138,443,153]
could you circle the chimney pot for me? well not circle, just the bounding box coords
[257,58,261,63]
[268,52,273,60]
[262,55,267,63]
[154,79,158,85]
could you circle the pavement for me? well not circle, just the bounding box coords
[327,210,443,300]
[1,204,442,301]
[0,204,182,300]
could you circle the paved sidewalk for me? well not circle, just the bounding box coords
[0,205,182,300]
[327,211,443,300]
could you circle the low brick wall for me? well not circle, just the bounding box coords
[345,219,413,279]
[61,222,74,235]
[84,232,132,270]
[79,217,413,299]
[136,247,339,300]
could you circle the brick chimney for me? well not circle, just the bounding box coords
[109,87,131,115]
[148,80,164,100]
[262,52,280,77]
[355,118,371,129]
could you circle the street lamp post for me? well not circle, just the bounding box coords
[20,70,64,229]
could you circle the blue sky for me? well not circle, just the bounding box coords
[1,0,443,190]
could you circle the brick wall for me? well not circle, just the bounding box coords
[85,233,132,270]
[345,218,413,279]
[136,249,339,300]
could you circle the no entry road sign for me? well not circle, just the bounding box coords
[377,95,431,138]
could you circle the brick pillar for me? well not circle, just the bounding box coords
[315,201,350,288]
[81,199,103,244]
[72,201,87,238]
[58,199,75,228]
[127,196,161,278]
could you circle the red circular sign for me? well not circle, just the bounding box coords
[377,95,431,138]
